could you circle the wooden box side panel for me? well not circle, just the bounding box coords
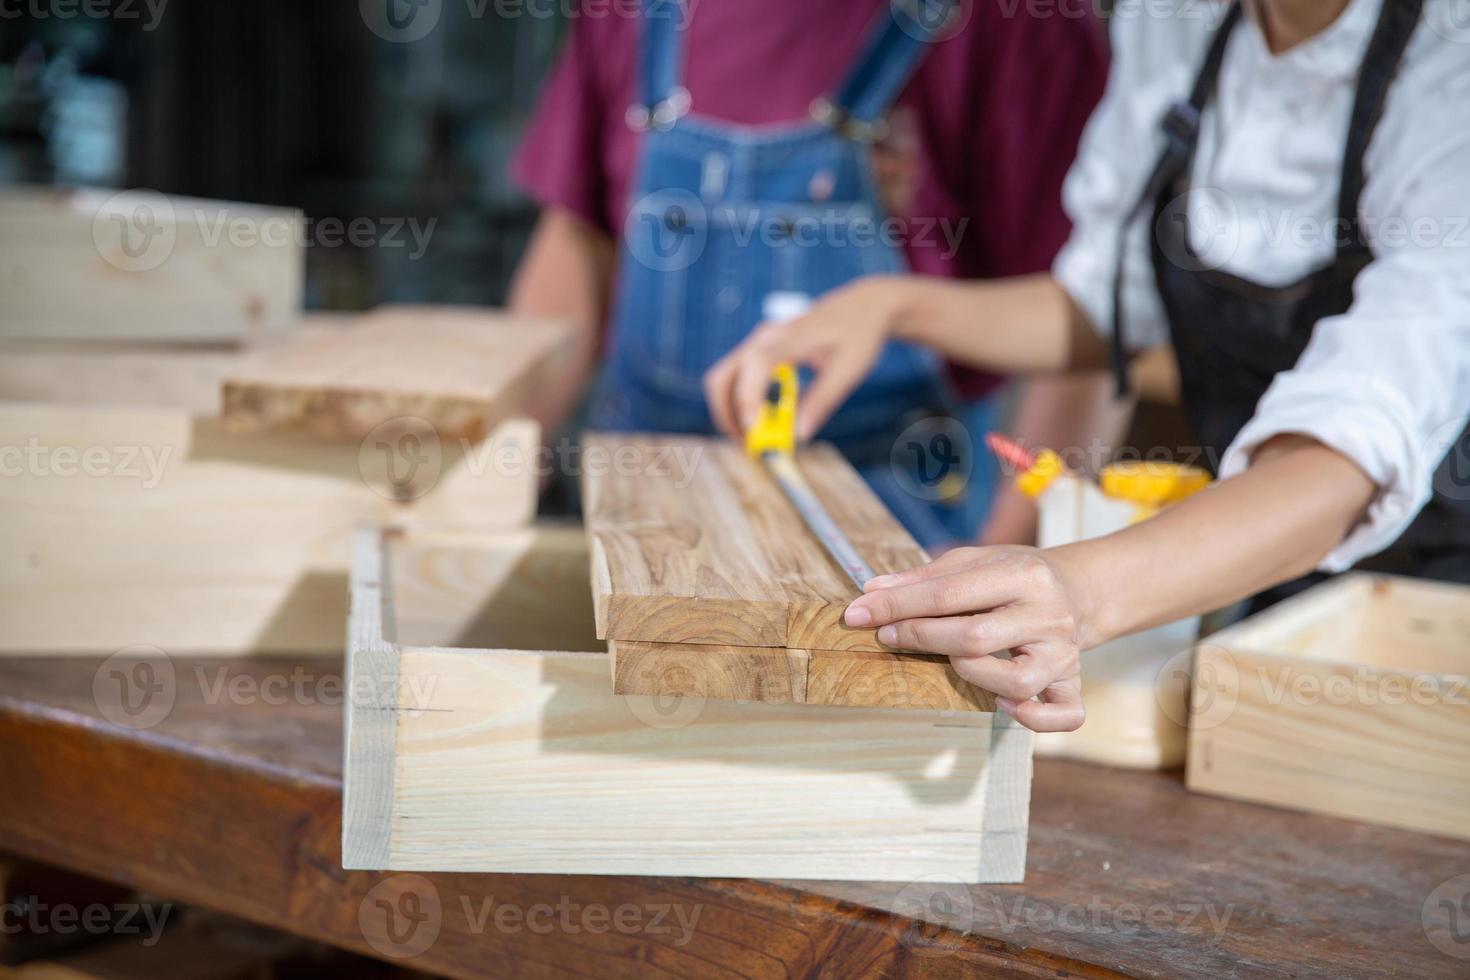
[384,646,1013,882]
[1186,644,1470,842]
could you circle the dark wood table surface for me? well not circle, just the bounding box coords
[1,656,1466,979]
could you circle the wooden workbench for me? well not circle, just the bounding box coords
[1,656,1464,978]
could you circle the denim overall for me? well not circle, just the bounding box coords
[588,0,994,548]
[1115,0,1470,610]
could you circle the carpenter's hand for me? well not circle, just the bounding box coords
[703,276,905,441]
[843,546,1092,732]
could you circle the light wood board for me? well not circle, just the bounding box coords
[0,403,538,654]
[221,305,574,441]
[1186,574,1470,841]
[343,527,1033,882]
[0,187,302,343]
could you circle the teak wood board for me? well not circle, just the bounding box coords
[342,526,1031,882]
[221,305,572,441]
[582,435,994,710]
[584,434,925,652]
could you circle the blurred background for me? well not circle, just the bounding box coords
[0,2,563,309]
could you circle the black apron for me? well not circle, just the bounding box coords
[1112,0,1470,610]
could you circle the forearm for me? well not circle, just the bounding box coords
[1054,435,1378,648]
[888,273,1111,376]
[508,208,614,434]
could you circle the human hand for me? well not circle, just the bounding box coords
[843,546,1094,732]
[703,276,907,441]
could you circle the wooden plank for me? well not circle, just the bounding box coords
[0,187,302,344]
[2,657,1464,979]
[385,646,999,880]
[1186,574,1470,841]
[346,527,1021,883]
[583,434,928,653]
[0,404,537,654]
[610,641,998,712]
[220,306,573,441]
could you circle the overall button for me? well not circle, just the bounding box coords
[664,207,688,231]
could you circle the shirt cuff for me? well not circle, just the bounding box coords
[1218,371,1429,573]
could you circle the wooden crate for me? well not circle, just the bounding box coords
[342,525,1034,883]
[0,187,303,344]
[1186,574,1470,840]
[0,308,565,655]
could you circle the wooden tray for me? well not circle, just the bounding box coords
[1186,574,1470,840]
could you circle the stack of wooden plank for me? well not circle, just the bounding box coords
[582,434,996,712]
[0,303,569,654]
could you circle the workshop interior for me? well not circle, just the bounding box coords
[1,1,1468,978]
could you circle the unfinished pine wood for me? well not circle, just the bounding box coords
[0,187,302,343]
[610,640,997,712]
[1187,574,1470,841]
[584,434,928,653]
[0,404,538,655]
[344,527,1031,882]
[221,305,573,441]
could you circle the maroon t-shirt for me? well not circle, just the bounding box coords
[512,0,1108,396]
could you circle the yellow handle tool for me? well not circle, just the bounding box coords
[743,362,876,587]
[744,362,799,458]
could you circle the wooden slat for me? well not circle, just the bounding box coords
[384,646,1001,880]
[610,641,997,712]
[221,306,573,441]
[583,434,927,653]
[0,188,302,344]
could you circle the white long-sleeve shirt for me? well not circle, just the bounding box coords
[1053,0,1470,571]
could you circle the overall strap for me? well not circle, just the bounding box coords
[630,0,692,132]
[1110,1,1243,395]
[1336,0,1423,256]
[813,0,958,142]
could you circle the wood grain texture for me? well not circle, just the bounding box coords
[2,656,1463,979]
[0,404,538,655]
[0,187,302,343]
[221,306,573,441]
[583,434,928,653]
[387,646,1001,880]
[345,527,1025,883]
[610,641,997,712]
[1187,574,1470,841]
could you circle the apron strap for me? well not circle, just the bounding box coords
[813,0,957,142]
[1110,2,1242,396]
[632,0,691,132]
[1336,0,1424,257]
